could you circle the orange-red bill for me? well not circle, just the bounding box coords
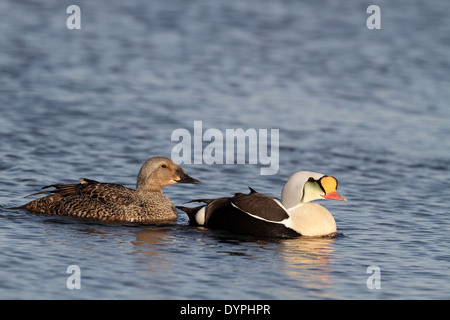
[321,191,347,201]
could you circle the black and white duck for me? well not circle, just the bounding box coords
[177,171,346,238]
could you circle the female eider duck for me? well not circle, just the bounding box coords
[177,171,346,238]
[21,157,200,223]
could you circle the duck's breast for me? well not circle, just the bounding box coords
[286,203,337,236]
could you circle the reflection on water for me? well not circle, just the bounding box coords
[278,236,336,298]
[131,225,175,270]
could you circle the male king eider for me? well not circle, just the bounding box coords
[20,157,201,223]
[177,171,346,238]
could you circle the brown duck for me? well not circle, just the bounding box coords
[20,157,200,223]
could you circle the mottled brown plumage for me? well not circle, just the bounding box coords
[20,157,200,223]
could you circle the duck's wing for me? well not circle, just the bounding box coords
[229,187,289,222]
[179,188,290,225]
[25,178,136,206]
[199,191,298,238]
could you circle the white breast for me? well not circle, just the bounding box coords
[285,202,337,236]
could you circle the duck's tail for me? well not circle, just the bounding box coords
[176,205,205,225]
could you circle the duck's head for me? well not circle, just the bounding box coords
[281,171,346,209]
[136,156,201,192]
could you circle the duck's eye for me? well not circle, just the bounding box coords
[161,164,167,168]
[308,177,315,182]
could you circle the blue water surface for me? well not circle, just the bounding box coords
[0,0,449,299]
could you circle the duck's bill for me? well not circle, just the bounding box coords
[321,191,347,201]
[175,171,201,184]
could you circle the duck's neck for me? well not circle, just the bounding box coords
[284,201,306,211]
[136,184,163,194]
